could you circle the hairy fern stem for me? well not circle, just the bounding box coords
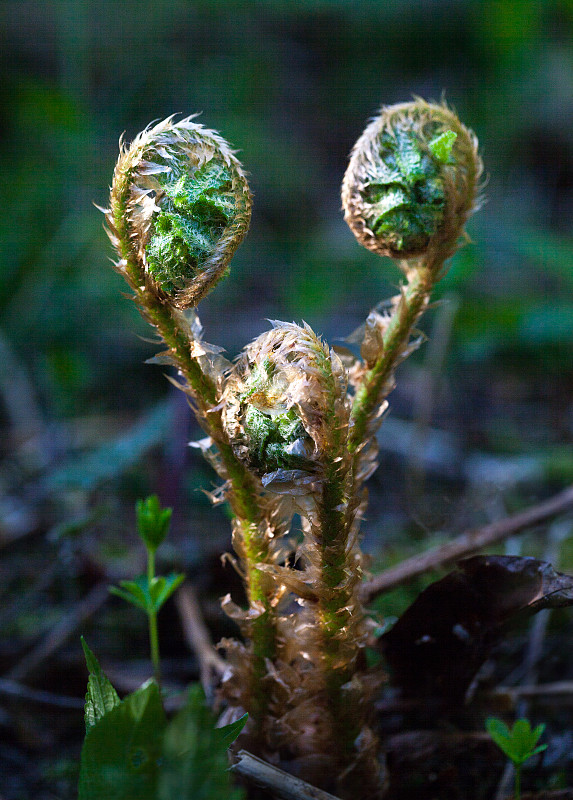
[104,101,483,799]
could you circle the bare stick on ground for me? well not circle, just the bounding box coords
[6,582,109,682]
[0,677,84,709]
[175,582,227,696]
[495,681,573,703]
[232,750,342,800]
[361,484,573,603]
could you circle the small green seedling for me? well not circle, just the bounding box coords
[78,644,248,800]
[110,495,184,686]
[486,717,547,799]
[80,496,246,800]
[135,494,174,554]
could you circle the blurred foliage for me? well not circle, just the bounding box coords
[2,0,572,400]
[0,0,573,396]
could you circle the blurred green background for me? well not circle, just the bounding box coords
[2,2,573,796]
[2,0,573,525]
[2,0,572,417]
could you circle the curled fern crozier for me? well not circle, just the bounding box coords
[106,116,252,307]
[341,99,482,262]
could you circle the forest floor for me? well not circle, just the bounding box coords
[2,354,573,800]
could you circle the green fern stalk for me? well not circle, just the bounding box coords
[348,262,435,454]
[104,117,277,732]
[343,98,482,470]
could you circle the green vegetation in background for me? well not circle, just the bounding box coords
[1,0,572,413]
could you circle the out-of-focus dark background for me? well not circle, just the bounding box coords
[2,1,573,797]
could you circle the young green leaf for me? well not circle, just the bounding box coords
[136,494,173,553]
[511,719,547,763]
[148,572,186,612]
[78,680,167,800]
[109,576,150,612]
[81,637,120,730]
[214,712,249,749]
[486,717,547,767]
[428,130,457,163]
[158,684,245,800]
[486,717,513,756]
[110,572,185,614]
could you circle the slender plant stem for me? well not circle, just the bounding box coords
[515,764,521,800]
[140,289,275,725]
[147,549,161,686]
[324,257,443,757]
[317,461,351,683]
[348,263,437,457]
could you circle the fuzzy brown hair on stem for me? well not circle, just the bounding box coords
[221,321,382,797]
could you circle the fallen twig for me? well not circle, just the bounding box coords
[0,677,84,709]
[495,682,573,703]
[174,582,227,697]
[361,484,573,603]
[6,582,109,682]
[231,750,342,800]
